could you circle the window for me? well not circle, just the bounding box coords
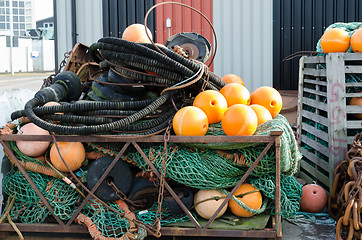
[20,23,24,29]
[19,15,23,21]
[0,1,4,7]
[5,7,9,14]
[5,1,8,6]
[13,15,17,22]
[13,23,18,29]
[12,1,17,7]
[19,8,23,14]
[0,23,5,29]
[0,8,4,14]
[12,8,17,14]
[0,15,4,21]
[20,30,25,35]
[6,15,9,21]
[19,1,23,7]
[14,30,19,35]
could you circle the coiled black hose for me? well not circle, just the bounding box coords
[13,37,225,135]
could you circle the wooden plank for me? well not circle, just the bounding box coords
[304,78,327,86]
[345,82,362,87]
[326,53,348,192]
[348,136,356,144]
[345,65,362,74]
[298,171,316,185]
[301,110,328,127]
[303,55,326,64]
[297,56,306,145]
[303,88,328,97]
[299,161,330,187]
[300,147,329,171]
[301,135,329,157]
[347,120,362,128]
[301,123,329,142]
[303,68,326,77]
[341,53,362,61]
[346,93,362,98]
[302,98,328,111]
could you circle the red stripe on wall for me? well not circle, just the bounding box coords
[155,0,214,70]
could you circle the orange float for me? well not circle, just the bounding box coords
[16,123,50,157]
[349,94,362,119]
[228,183,262,217]
[250,86,282,117]
[351,29,362,53]
[220,83,251,107]
[50,142,86,172]
[250,104,272,125]
[172,106,208,136]
[221,74,245,86]
[221,104,258,136]
[193,90,228,124]
[122,23,152,43]
[320,28,350,53]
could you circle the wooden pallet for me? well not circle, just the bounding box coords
[297,53,362,192]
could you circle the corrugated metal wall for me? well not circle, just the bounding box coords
[54,0,103,70]
[102,0,156,38]
[155,0,213,68]
[213,0,273,92]
[273,0,362,90]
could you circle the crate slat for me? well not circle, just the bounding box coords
[303,56,326,64]
[303,88,328,97]
[345,66,362,74]
[301,123,329,142]
[342,53,362,61]
[301,135,329,157]
[345,82,362,87]
[301,110,328,127]
[302,98,328,111]
[303,68,326,77]
[300,148,329,171]
[300,161,329,187]
[347,120,362,128]
[346,93,362,98]
[304,78,327,86]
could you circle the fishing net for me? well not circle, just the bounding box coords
[2,112,302,238]
[3,170,79,222]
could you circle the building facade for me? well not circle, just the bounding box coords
[0,0,32,36]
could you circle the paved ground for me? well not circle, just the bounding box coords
[0,72,53,92]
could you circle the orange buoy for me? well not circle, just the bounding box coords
[250,86,282,117]
[228,183,262,217]
[122,23,152,43]
[50,142,86,172]
[220,83,251,107]
[16,123,50,157]
[221,104,258,136]
[320,28,350,53]
[221,74,245,86]
[351,29,362,53]
[193,90,228,124]
[194,189,228,219]
[349,94,362,119]
[172,106,208,136]
[250,104,273,125]
[300,184,327,213]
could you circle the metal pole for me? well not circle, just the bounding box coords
[9,0,14,76]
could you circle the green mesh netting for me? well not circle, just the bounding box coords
[249,174,303,218]
[3,170,79,222]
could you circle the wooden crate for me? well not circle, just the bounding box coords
[297,53,362,192]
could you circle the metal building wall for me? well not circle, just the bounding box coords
[102,0,156,38]
[54,0,103,70]
[212,0,273,92]
[273,0,362,90]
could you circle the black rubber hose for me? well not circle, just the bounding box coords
[23,91,172,135]
[11,98,156,120]
[92,38,219,90]
[79,109,138,117]
[95,38,225,89]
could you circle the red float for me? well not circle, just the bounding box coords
[300,184,328,213]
